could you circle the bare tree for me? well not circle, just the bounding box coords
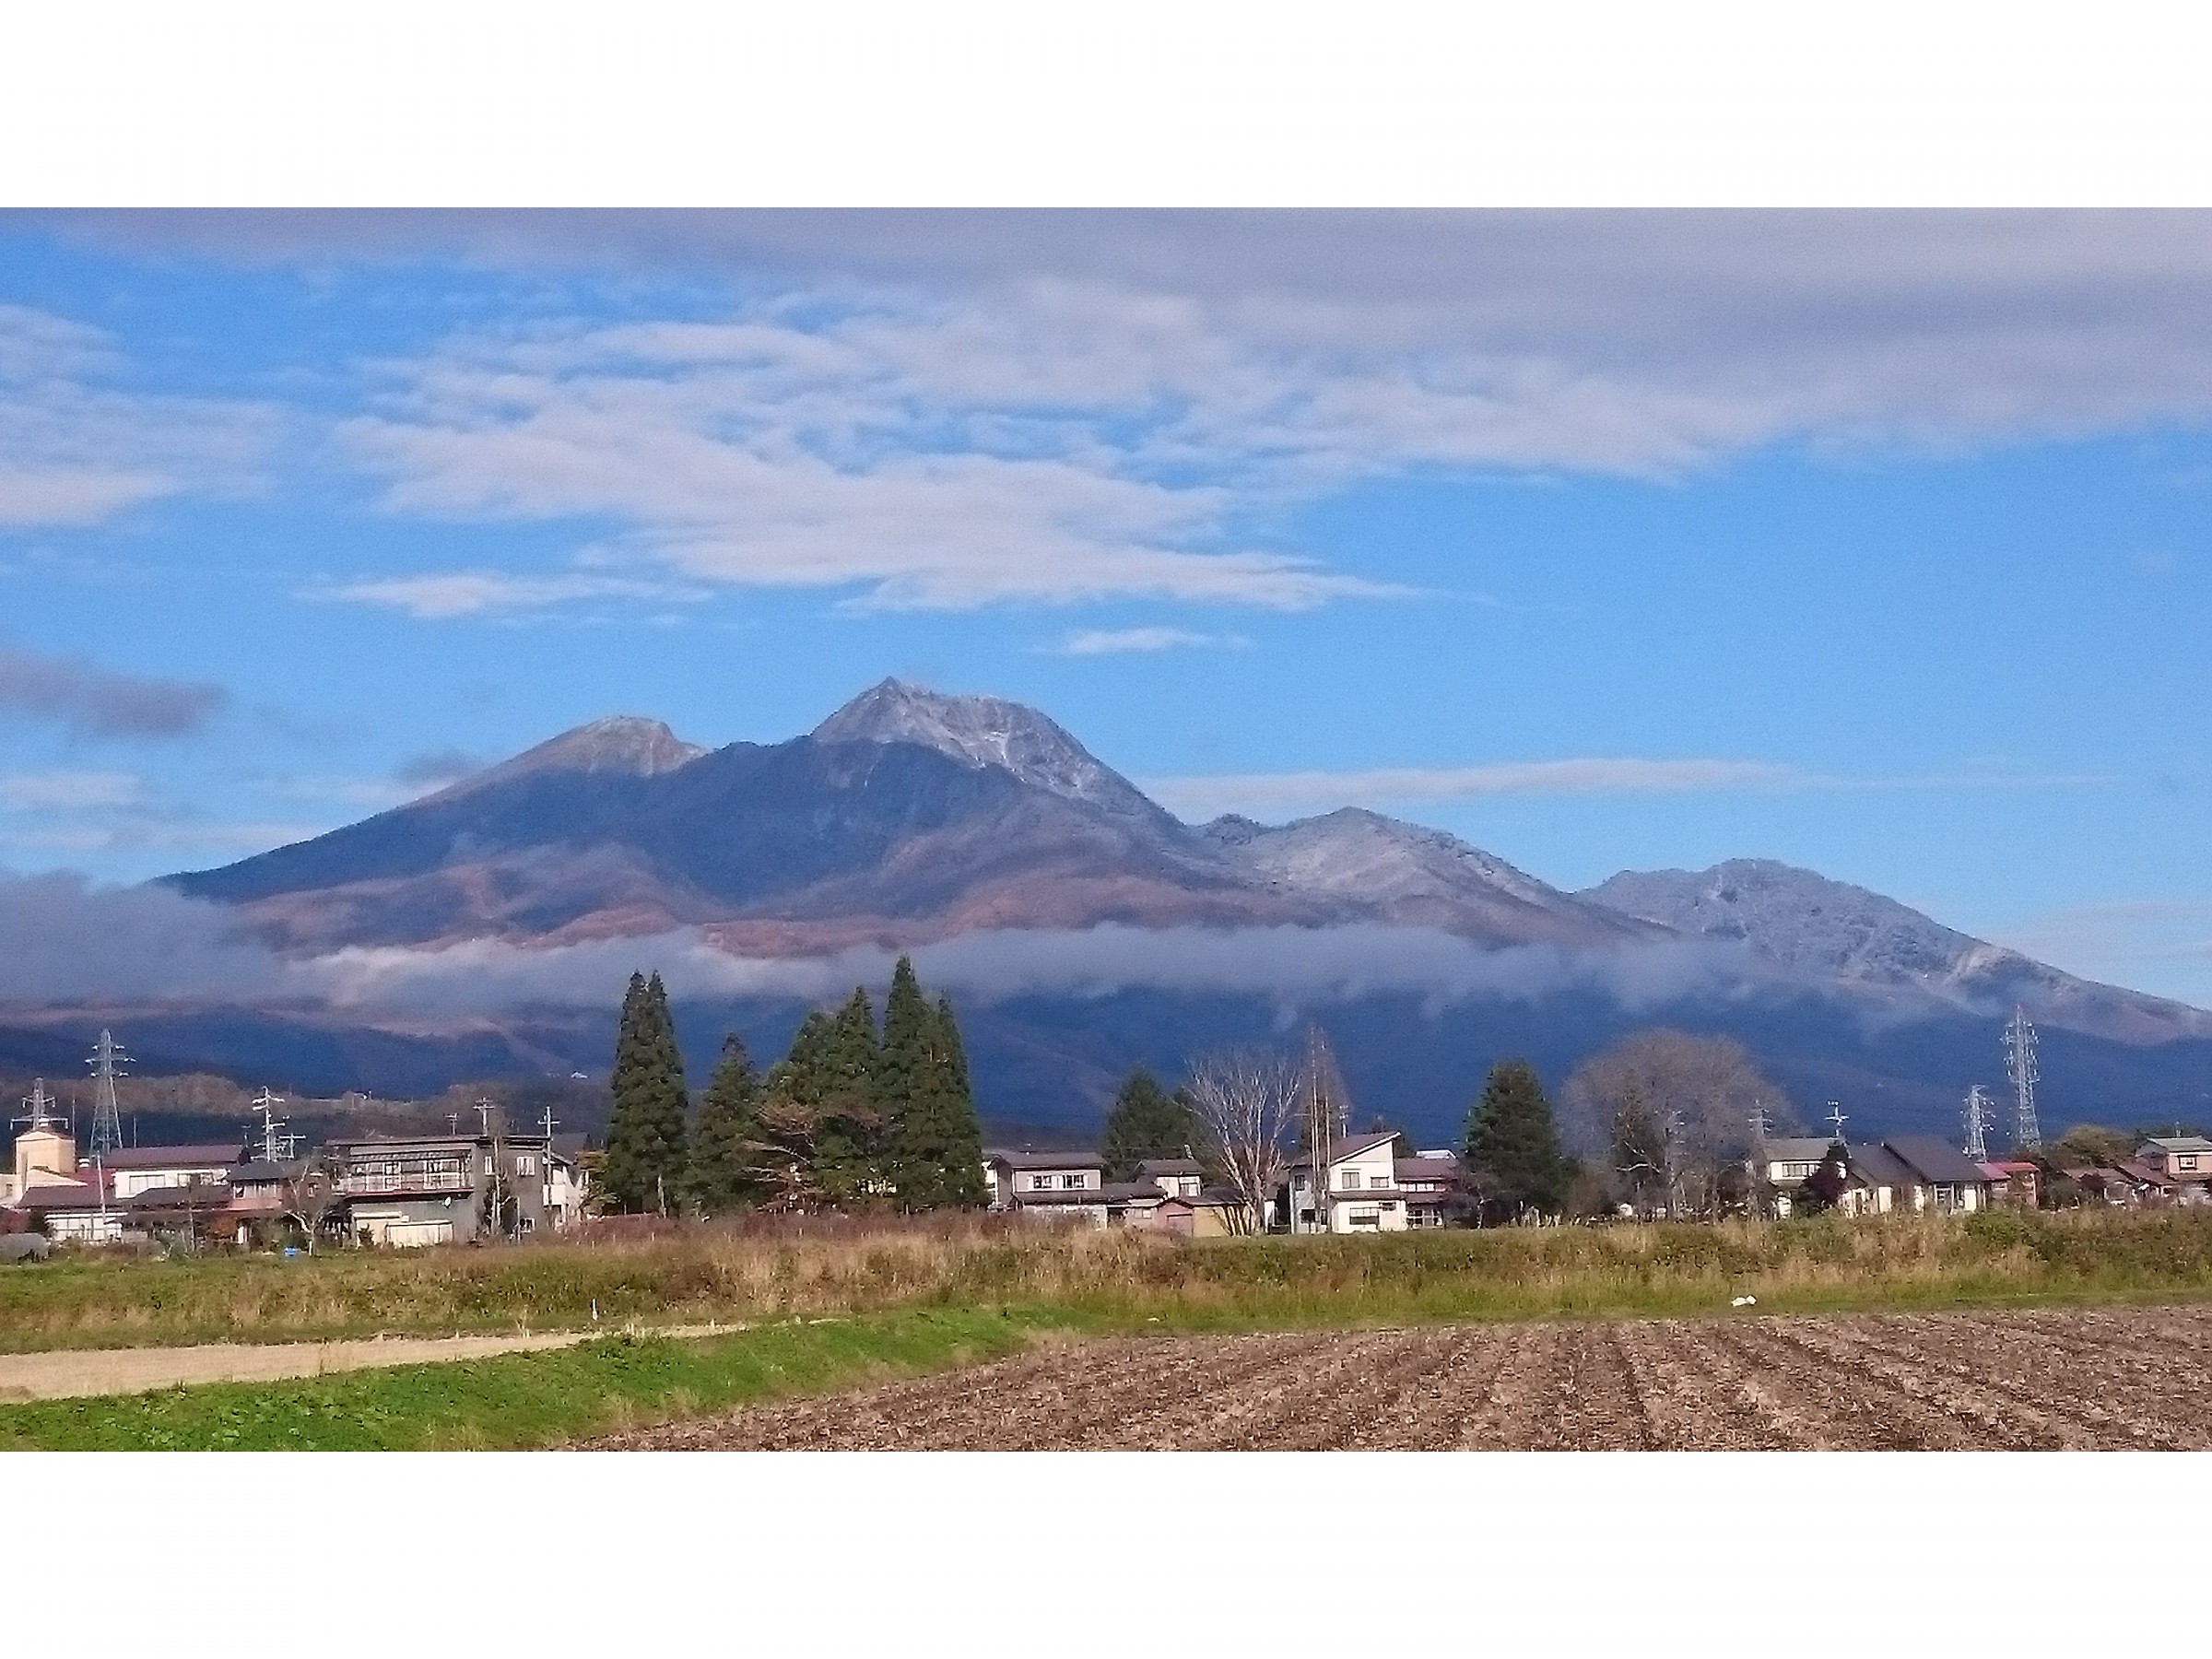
[1561,1030,1796,1218]
[1184,1048,1303,1235]
[283,1158,343,1253]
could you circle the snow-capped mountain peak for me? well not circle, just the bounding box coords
[811,677,1150,811]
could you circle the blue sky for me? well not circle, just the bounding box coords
[5,210,2212,1001]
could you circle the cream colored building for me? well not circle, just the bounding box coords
[1286,1131,1408,1232]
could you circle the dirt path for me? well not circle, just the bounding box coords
[592,1304,2212,1451]
[0,1321,748,1403]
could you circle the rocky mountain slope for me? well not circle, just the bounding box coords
[171,679,1641,954]
[1582,858,2212,1043]
[128,679,2212,1137]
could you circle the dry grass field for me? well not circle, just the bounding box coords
[593,1303,2212,1450]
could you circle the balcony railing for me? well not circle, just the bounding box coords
[340,1171,472,1194]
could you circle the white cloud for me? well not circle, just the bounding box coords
[0,771,146,810]
[328,217,2212,613]
[297,922,1759,1021]
[0,302,276,529]
[1143,758,2112,818]
[306,571,700,620]
[1050,626,1252,655]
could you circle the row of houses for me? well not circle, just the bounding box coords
[983,1131,1469,1233]
[994,1126,2212,1232]
[1,1087,591,1249]
[1757,1132,2212,1217]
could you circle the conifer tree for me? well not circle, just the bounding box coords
[603,970,691,1213]
[915,990,987,1208]
[812,986,884,1205]
[685,1031,762,1215]
[875,956,932,1195]
[1100,1068,1203,1179]
[877,965,986,1209]
[1463,1057,1572,1222]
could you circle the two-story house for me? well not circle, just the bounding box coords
[1285,1130,1406,1232]
[2135,1135,2212,1189]
[100,1143,245,1198]
[328,1127,556,1246]
[984,1147,1108,1212]
[1394,1153,1465,1228]
[1135,1158,1205,1198]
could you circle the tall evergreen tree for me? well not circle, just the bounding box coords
[1463,1058,1572,1222]
[685,1031,762,1215]
[603,971,691,1213]
[876,956,932,1197]
[913,990,987,1208]
[812,986,884,1205]
[1100,1068,1203,1179]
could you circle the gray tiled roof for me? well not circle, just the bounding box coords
[1844,1143,1917,1190]
[986,1147,1106,1171]
[1883,1135,1992,1185]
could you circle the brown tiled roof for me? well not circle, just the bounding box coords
[1288,1131,1399,1172]
[96,1143,244,1170]
[10,1181,107,1213]
[1394,1158,1460,1183]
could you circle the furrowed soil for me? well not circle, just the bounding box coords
[592,1303,2212,1451]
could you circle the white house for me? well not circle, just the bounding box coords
[1285,1131,1407,1232]
[101,1143,244,1198]
[1135,1158,1205,1198]
[984,1147,1107,1211]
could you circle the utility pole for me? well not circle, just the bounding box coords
[251,1088,298,1163]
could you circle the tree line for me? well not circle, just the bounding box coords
[598,956,986,1215]
[1134,1025,1801,1228]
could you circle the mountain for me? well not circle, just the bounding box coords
[111,680,2212,1141]
[171,678,1639,953]
[1581,858,2212,1043]
[1203,809,1653,947]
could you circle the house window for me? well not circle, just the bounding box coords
[1339,1169,1359,1190]
[515,1155,537,1177]
[2180,1156,2198,1171]
[1030,1174,1053,1190]
[1371,1174,1390,1188]
[483,1156,494,1175]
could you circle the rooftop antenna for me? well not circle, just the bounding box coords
[475,1098,498,1136]
[446,1112,460,1134]
[86,1030,127,1159]
[1824,1102,1849,1141]
[250,1088,299,1163]
[1962,1084,1997,1161]
[2004,1006,2042,1152]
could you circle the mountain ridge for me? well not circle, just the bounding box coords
[161,681,2208,1059]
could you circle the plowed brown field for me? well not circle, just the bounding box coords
[591,1305,2212,1450]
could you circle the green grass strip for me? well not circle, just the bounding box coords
[0,1307,1034,1452]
